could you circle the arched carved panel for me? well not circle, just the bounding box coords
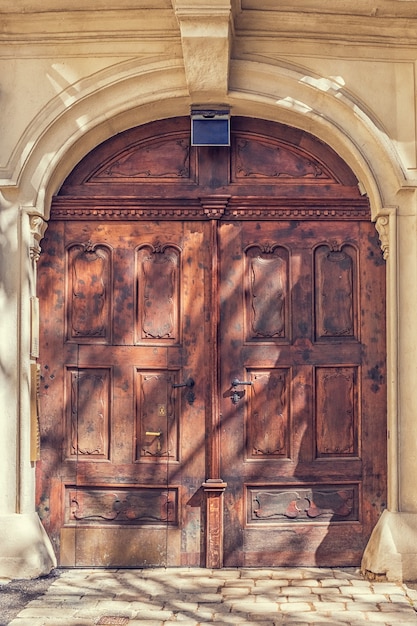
[233,135,334,182]
[315,242,357,340]
[245,244,289,341]
[67,241,111,342]
[88,135,191,183]
[136,242,180,343]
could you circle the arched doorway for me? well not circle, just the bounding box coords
[37,116,386,567]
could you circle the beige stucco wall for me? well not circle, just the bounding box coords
[1,0,417,580]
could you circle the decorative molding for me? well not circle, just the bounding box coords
[200,194,230,219]
[250,486,356,522]
[29,213,47,263]
[50,198,371,221]
[375,214,390,260]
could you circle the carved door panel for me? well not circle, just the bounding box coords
[37,219,208,567]
[219,218,386,566]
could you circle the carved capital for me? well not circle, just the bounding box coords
[375,215,390,260]
[200,194,230,219]
[29,214,47,264]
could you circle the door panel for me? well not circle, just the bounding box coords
[38,220,208,566]
[219,219,386,566]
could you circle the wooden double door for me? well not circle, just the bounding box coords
[37,117,386,567]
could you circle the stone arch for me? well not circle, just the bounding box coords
[7,58,404,220]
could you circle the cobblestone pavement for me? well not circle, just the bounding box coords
[5,567,417,626]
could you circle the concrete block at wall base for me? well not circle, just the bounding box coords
[361,509,417,582]
[0,513,56,580]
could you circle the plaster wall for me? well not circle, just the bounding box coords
[1,0,417,580]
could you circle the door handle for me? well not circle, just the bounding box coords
[172,377,195,405]
[231,379,253,388]
[172,377,195,389]
[145,431,162,452]
[231,378,253,404]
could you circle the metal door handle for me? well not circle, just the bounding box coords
[230,378,253,404]
[145,431,162,452]
[232,378,253,387]
[171,377,195,405]
[172,377,195,389]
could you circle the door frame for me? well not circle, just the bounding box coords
[34,116,390,568]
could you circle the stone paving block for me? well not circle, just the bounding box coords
[182,592,220,603]
[193,608,216,621]
[350,578,376,586]
[378,601,415,615]
[332,568,360,577]
[338,584,371,596]
[243,617,281,624]
[384,593,412,604]
[319,578,344,587]
[276,602,312,612]
[263,578,290,587]
[272,569,306,580]
[221,586,252,597]
[223,578,255,589]
[344,600,382,612]
[283,587,313,597]
[365,611,416,623]
[310,587,342,597]
[8,617,45,626]
[295,579,320,587]
[95,599,139,613]
[8,616,95,626]
[274,614,321,625]
[240,600,278,615]
[310,601,346,612]
[214,568,241,578]
[13,607,80,618]
[370,582,402,593]
[132,609,175,620]
[240,569,276,579]
[166,600,199,613]
[162,617,200,626]
[115,592,160,604]
[321,610,371,623]
[123,619,164,626]
[254,593,283,603]
[229,600,279,613]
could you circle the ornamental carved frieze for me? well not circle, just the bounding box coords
[50,199,372,221]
